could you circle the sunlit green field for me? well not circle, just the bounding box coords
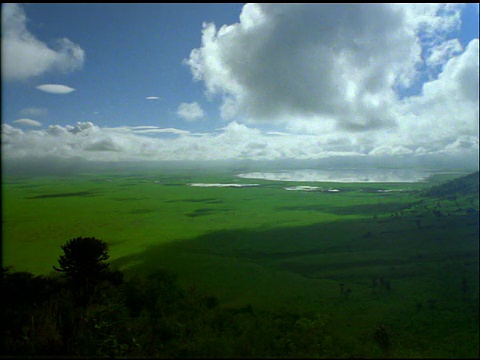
[2,165,478,357]
[2,166,432,275]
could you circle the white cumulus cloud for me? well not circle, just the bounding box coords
[397,39,479,145]
[1,3,85,81]
[183,3,478,161]
[426,39,463,68]
[185,3,424,130]
[176,102,205,121]
[1,4,477,170]
[398,3,463,46]
[1,121,478,169]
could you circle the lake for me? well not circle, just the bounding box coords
[236,168,431,183]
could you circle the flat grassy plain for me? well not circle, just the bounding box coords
[2,164,479,357]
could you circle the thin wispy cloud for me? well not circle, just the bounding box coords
[35,84,76,94]
[133,128,190,135]
[131,126,162,129]
[104,125,189,135]
[18,107,48,118]
[12,118,42,127]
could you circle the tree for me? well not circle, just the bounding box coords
[373,324,391,355]
[415,219,422,229]
[53,237,110,305]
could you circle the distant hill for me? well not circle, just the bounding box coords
[424,171,479,198]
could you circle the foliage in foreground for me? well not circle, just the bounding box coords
[0,236,398,358]
[2,201,478,359]
[1,263,363,358]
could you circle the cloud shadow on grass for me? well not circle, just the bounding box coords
[112,197,150,201]
[129,208,157,215]
[110,214,478,283]
[166,198,224,204]
[109,217,395,275]
[26,190,101,199]
[277,202,409,216]
[185,207,232,217]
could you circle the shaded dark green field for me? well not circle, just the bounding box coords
[26,190,101,199]
[277,201,408,215]
[109,212,478,357]
[166,197,225,204]
[185,207,233,218]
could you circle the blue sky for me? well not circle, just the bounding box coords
[2,3,479,165]
[2,3,243,132]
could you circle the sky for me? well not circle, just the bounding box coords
[1,3,479,168]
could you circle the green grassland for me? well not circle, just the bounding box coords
[2,166,479,357]
[2,167,431,275]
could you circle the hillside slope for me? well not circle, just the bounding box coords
[424,171,479,198]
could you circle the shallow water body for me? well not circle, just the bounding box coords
[237,168,432,183]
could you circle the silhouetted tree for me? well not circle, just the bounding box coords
[53,237,110,305]
[461,277,468,300]
[203,295,219,309]
[363,231,373,238]
[415,219,422,229]
[344,287,352,299]
[384,280,391,293]
[371,277,378,294]
[373,324,391,355]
